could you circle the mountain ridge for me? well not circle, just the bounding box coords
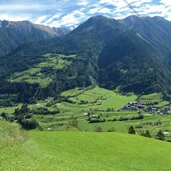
[1,15,171,103]
[0,20,71,56]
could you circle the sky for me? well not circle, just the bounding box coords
[0,0,170,28]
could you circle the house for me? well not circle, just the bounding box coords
[121,101,141,111]
[128,101,139,106]
[147,107,158,113]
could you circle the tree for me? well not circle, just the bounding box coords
[20,104,30,114]
[142,130,151,138]
[14,104,30,116]
[1,112,14,122]
[156,130,166,141]
[128,125,136,134]
[19,118,39,130]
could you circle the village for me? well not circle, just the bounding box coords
[121,99,171,115]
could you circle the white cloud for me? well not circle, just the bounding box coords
[77,0,89,6]
[0,4,55,11]
[160,0,171,6]
[0,14,32,21]
[0,0,171,28]
[33,15,48,24]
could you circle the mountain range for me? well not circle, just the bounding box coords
[0,15,171,103]
[0,20,71,56]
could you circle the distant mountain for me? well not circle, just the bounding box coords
[0,15,171,103]
[68,16,170,93]
[53,27,71,37]
[0,20,71,56]
[120,15,171,58]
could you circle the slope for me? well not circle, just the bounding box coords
[0,20,70,56]
[1,120,171,171]
[0,16,171,103]
[120,15,171,58]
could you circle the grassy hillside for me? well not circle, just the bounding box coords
[61,87,137,109]
[1,87,171,139]
[1,121,171,171]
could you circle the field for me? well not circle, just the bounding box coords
[1,120,171,171]
[1,86,171,140]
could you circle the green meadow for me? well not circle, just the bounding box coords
[1,86,171,139]
[1,120,171,171]
[1,87,171,170]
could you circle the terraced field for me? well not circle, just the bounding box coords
[1,87,171,139]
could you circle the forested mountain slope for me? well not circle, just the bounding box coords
[120,15,171,58]
[0,16,171,103]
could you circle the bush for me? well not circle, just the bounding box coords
[1,112,14,122]
[131,115,144,120]
[19,119,39,130]
[128,125,136,134]
[141,130,151,138]
[112,118,117,122]
[89,119,105,123]
[156,130,166,141]
[14,104,30,116]
[119,117,129,121]
[144,130,151,138]
[33,107,60,115]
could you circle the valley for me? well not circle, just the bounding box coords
[1,14,171,171]
[1,86,171,141]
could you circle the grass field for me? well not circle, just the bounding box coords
[139,93,163,105]
[33,87,138,131]
[1,87,171,139]
[1,120,171,171]
[62,87,137,109]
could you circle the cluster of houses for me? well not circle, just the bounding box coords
[122,101,144,111]
[121,100,171,114]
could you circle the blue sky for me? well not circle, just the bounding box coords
[0,0,170,28]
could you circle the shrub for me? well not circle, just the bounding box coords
[14,104,30,116]
[141,130,151,138]
[144,130,151,138]
[32,107,60,115]
[156,130,166,141]
[112,118,117,122]
[119,117,129,121]
[19,119,39,130]
[1,112,14,122]
[89,119,105,123]
[131,115,144,120]
[128,125,136,134]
